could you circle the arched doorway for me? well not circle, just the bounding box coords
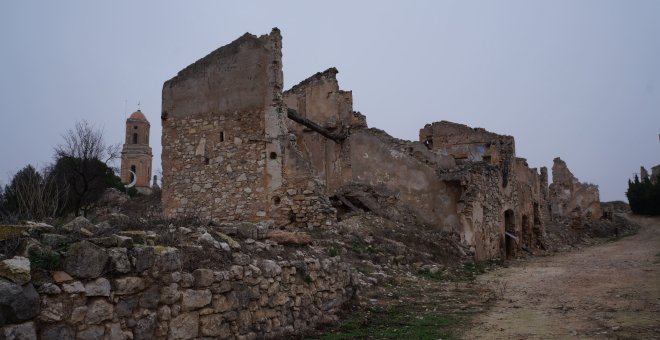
[504,209,516,259]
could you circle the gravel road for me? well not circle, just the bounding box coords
[463,215,660,340]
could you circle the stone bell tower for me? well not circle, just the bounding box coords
[120,109,153,194]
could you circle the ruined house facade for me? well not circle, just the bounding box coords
[161,29,602,260]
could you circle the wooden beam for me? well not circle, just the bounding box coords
[286,109,346,143]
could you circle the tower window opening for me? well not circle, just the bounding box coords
[133,133,138,144]
[133,126,138,130]
[220,131,225,142]
[269,152,277,159]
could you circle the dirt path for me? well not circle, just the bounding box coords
[463,215,660,340]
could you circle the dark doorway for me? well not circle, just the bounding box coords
[504,209,515,259]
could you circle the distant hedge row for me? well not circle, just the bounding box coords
[626,175,660,215]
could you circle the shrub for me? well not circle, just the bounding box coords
[626,174,660,215]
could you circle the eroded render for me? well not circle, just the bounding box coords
[161,29,603,260]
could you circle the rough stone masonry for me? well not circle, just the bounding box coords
[161,28,603,261]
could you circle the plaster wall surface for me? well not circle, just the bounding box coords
[348,129,461,230]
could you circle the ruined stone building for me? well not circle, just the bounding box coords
[641,165,660,184]
[161,28,602,260]
[120,110,153,194]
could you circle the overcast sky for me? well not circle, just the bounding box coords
[1,1,659,201]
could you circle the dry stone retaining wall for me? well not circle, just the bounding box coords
[0,238,355,340]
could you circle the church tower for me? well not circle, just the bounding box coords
[120,109,153,194]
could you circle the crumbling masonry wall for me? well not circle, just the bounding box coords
[422,121,549,260]
[161,29,603,261]
[0,241,353,339]
[283,71,462,230]
[161,29,333,227]
[549,157,603,224]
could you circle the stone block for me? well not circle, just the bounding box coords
[38,296,64,322]
[106,322,130,340]
[168,312,199,340]
[62,281,85,294]
[1,321,37,340]
[51,271,73,283]
[70,306,86,323]
[199,313,231,337]
[38,283,61,295]
[139,285,161,309]
[85,298,113,325]
[130,246,155,272]
[0,256,31,285]
[192,269,214,287]
[160,283,181,305]
[63,241,109,279]
[181,289,212,311]
[0,279,39,324]
[114,277,145,295]
[115,296,137,318]
[62,216,95,233]
[133,313,157,340]
[84,277,111,297]
[154,247,181,273]
[259,259,282,278]
[108,247,131,273]
[76,325,105,340]
[40,324,74,340]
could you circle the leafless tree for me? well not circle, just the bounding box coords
[54,120,120,164]
[13,169,67,220]
[52,120,122,216]
[1,165,67,221]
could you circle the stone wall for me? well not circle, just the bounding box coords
[283,68,356,193]
[651,165,660,184]
[549,157,603,224]
[421,121,550,260]
[0,240,354,339]
[161,28,333,227]
[346,129,460,229]
[161,28,603,262]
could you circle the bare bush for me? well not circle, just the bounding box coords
[1,165,67,221]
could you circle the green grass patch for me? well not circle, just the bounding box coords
[417,270,443,281]
[313,306,461,340]
[458,258,507,281]
[327,245,340,257]
[350,239,379,255]
[28,248,62,271]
